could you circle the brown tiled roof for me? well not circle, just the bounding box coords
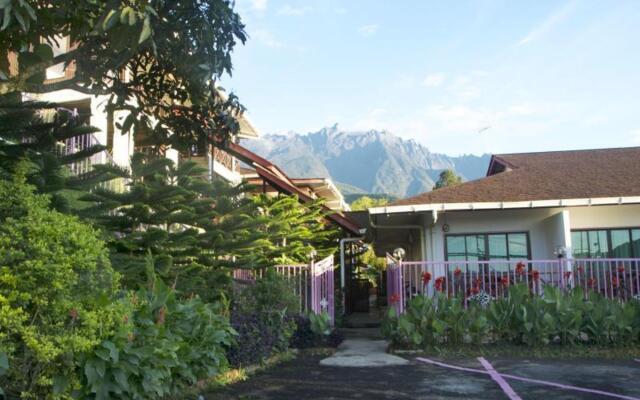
[392,146,640,206]
[226,142,361,235]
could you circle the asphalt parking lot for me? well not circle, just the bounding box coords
[205,353,640,400]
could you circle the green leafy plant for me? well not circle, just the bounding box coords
[227,271,299,366]
[383,283,640,350]
[309,312,332,336]
[79,272,234,400]
[0,171,121,398]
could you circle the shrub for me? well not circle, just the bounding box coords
[383,284,640,349]
[227,271,298,366]
[290,313,343,349]
[79,277,234,399]
[0,174,121,398]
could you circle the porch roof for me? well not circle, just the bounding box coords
[226,142,361,235]
[374,146,640,215]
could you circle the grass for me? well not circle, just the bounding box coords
[393,344,640,360]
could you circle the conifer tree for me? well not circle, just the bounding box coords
[80,153,272,299]
[0,93,107,211]
[250,194,340,264]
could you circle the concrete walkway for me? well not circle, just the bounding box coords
[319,338,410,367]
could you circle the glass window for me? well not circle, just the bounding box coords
[488,234,507,259]
[446,236,467,261]
[507,233,528,259]
[445,233,530,261]
[588,230,609,258]
[572,231,590,258]
[571,228,640,258]
[465,235,485,261]
[632,230,640,259]
[610,230,631,258]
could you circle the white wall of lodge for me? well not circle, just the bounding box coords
[414,204,640,262]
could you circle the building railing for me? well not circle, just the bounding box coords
[58,132,128,192]
[232,255,336,325]
[212,146,237,172]
[387,258,640,314]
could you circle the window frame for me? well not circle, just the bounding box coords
[444,231,532,261]
[571,227,640,259]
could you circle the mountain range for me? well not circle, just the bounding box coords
[244,125,491,199]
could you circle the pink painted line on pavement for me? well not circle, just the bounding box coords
[477,357,522,400]
[416,357,640,400]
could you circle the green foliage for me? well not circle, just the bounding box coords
[349,195,389,211]
[309,312,332,336]
[0,94,106,212]
[251,194,340,264]
[1,0,248,150]
[79,275,234,400]
[357,246,386,287]
[227,272,299,366]
[80,153,270,300]
[0,172,121,398]
[433,169,462,190]
[383,284,640,349]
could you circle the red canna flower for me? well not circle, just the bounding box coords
[500,277,510,287]
[617,265,625,274]
[516,262,526,275]
[389,294,401,304]
[434,276,445,292]
[453,267,462,277]
[577,265,584,274]
[470,286,480,295]
[422,271,432,285]
[564,271,571,280]
[532,270,540,281]
[612,276,619,287]
[587,278,596,288]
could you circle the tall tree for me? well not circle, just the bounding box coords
[0,93,108,211]
[1,0,247,150]
[433,169,462,190]
[80,154,270,299]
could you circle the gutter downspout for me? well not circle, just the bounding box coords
[368,213,426,260]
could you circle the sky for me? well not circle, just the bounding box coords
[223,0,640,156]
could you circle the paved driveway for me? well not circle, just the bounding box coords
[205,354,640,400]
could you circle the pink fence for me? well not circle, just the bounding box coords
[233,255,335,324]
[311,255,335,326]
[387,258,640,314]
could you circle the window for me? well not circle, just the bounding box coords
[445,232,530,261]
[571,228,640,258]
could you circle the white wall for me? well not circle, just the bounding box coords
[32,90,133,169]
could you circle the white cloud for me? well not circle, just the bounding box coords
[517,0,577,46]
[358,24,379,37]
[251,0,267,11]
[423,73,445,87]
[278,4,311,16]
[253,29,284,48]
